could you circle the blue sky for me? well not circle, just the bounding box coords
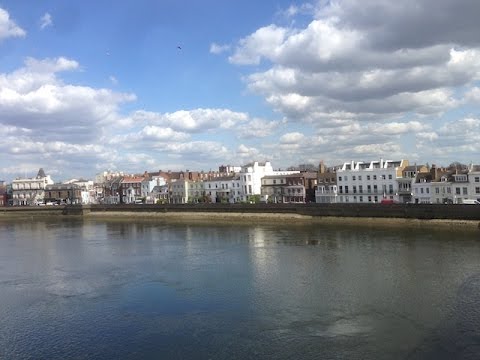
[1,0,480,181]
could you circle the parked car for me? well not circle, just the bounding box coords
[462,199,480,205]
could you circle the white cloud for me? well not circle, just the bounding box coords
[132,108,249,133]
[237,117,283,138]
[40,12,52,30]
[0,7,26,41]
[209,42,230,54]
[228,0,480,138]
[237,144,261,159]
[280,132,305,144]
[229,25,290,65]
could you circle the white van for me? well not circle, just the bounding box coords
[462,199,480,205]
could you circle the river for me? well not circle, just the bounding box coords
[1,219,479,359]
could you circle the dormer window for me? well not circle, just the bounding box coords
[454,175,467,182]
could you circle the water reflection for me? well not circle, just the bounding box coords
[0,219,479,359]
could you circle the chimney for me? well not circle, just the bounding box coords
[319,161,326,174]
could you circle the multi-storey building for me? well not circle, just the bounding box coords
[0,180,7,206]
[238,161,299,202]
[11,168,54,206]
[121,176,145,204]
[261,174,287,203]
[315,162,338,203]
[411,164,479,204]
[262,172,317,203]
[187,180,206,203]
[397,165,429,203]
[204,176,240,203]
[45,184,82,204]
[336,159,408,203]
[170,179,189,204]
[467,164,480,202]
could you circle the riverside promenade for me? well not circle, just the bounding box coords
[1,203,479,231]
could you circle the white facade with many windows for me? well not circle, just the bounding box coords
[203,176,240,203]
[238,161,299,202]
[11,168,54,206]
[336,159,408,203]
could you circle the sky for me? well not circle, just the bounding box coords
[1,0,480,181]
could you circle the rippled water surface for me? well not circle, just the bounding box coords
[1,219,480,359]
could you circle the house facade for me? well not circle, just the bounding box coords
[11,168,54,206]
[315,162,338,203]
[336,159,409,203]
[121,176,145,204]
[238,161,299,202]
[45,184,82,204]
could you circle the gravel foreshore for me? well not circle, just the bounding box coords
[83,210,480,232]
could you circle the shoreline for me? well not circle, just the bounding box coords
[1,204,479,232]
[83,211,480,232]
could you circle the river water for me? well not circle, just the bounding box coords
[1,219,479,359]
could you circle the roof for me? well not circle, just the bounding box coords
[121,176,144,183]
[404,165,426,171]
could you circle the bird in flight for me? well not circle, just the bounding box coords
[177,46,182,50]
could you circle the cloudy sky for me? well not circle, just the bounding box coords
[1,0,480,181]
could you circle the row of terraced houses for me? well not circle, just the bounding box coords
[2,159,480,206]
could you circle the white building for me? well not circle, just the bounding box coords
[467,164,480,202]
[187,180,206,203]
[11,168,54,206]
[203,176,241,203]
[170,179,189,204]
[336,159,408,203]
[238,161,299,202]
[315,184,338,203]
[64,178,95,204]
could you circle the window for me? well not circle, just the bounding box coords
[339,186,343,194]
[367,175,371,181]
[359,185,363,193]
[421,188,424,194]
[426,188,429,194]
[373,185,378,193]
[447,187,451,194]
[389,184,393,193]
[345,186,349,194]
[353,186,357,193]
[368,196,372,202]
[435,187,439,194]
[456,187,461,195]
[339,176,342,181]
[367,185,371,192]
[463,187,468,195]
[273,180,276,184]
[475,177,480,183]
[358,176,362,181]
[352,175,356,181]
[388,174,392,180]
[382,175,386,180]
[359,196,363,202]
[475,187,480,194]
[374,196,378,202]
[373,175,377,180]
